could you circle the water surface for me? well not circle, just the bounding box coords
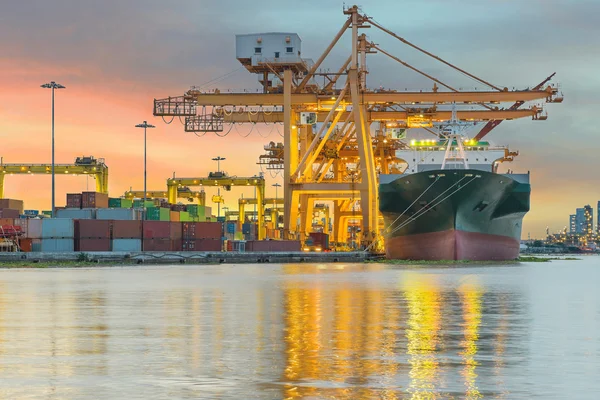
[0,258,598,399]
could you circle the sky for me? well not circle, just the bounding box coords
[0,0,598,238]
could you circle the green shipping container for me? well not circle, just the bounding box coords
[133,199,144,208]
[186,204,199,217]
[108,198,121,208]
[159,207,170,221]
[179,211,191,222]
[146,207,161,220]
[120,199,133,208]
[42,210,52,216]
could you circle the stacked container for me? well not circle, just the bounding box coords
[182,222,222,251]
[75,220,110,251]
[41,218,74,252]
[108,198,133,208]
[0,199,24,214]
[56,208,96,219]
[170,222,182,251]
[142,221,171,251]
[245,240,301,252]
[309,232,330,250]
[96,208,137,220]
[66,194,83,208]
[112,220,142,251]
[81,192,109,208]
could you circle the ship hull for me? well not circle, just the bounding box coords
[379,169,530,261]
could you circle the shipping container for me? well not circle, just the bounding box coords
[24,210,39,216]
[245,240,301,252]
[0,199,24,214]
[142,238,171,251]
[309,232,330,250]
[96,208,137,220]
[111,198,134,208]
[112,238,141,252]
[13,218,29,237]
[142,221,170,239]
[226,222,237,234]
[112,220,142,239]
[19,238,32,252]
[226,240,246,252]
[81,192,109,208]
[31,239,42,252]
[182,239,222,251]
[40,238,74,252]
[179,211,191,222]
[66,193,82,208]
[242,223,257,235]
[76,238,110,251]
[75,219,110,239]
[41,218,74,238]
[171,204,186,212]
[186,204,199,217]
[182,222,222,239]
[56,208,96,220]
[170,211,180,222]
[170,222,182,240]
[0,209,20,218]
[27,219,43,239]
[171,239,182,251]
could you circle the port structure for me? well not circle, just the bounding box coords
[239,197,282,231]
[166,172,266,239]
[153,5,562,249]
[124,187,206,205]
[0,156,108,199]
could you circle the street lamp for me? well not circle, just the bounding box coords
[272,183,281,228]
[135,121,156,210]
[212,156,226,218]
[41,81,66,217]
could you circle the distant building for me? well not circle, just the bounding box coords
[583,205,593,241]
[575,208,585,234]
[569,214,576,234]
[597,201,600,235]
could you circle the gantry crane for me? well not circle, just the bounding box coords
[239,197,282,231]
[166,173,266,239]
[153,5,562,249]
[0,156,108,198]
[124,187,206,205]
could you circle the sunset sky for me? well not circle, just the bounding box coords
[1,0,598,238]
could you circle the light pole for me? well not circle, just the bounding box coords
[223,206,229,221]
[212,156,226,218]
[41,81,65,217]
[272,183,281,228]
[135,121,156,212]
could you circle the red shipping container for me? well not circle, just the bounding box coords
[142,238,171,251]
[245,240,301,252]
[142,221,170,239]
[0,199,24,214]
[19,238,32,252]
[0,209,20,218]
[171,239,182,251]
[0,218,15,227]
[13,219,28,237]
[76,238,111,251]
[183,222,221,239]
[183,239,221,251]
[66,193,82,208]
[112,220,141,239]
[170,222,182,240]
[75,219,110,239]
[81,192,109,208]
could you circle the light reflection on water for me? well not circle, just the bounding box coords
[0,260,598,399]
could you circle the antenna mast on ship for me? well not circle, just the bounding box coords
[441,103,469,170]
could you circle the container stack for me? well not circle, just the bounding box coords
[0,199,24,219]
[75,220,110,251]
[112,220,142,251]
[40,218,74,252]
[244,240,301,252]
[309,232,330,250]
[182,222,222,251]
[142,221,171,251]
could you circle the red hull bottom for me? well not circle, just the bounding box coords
[385,230,520,261]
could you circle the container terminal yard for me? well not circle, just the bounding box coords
[0,5,564,261]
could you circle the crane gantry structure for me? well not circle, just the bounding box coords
[124,187,206,205]
[153,5,562,249]
[0,156,108,199]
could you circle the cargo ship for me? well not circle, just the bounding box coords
[379,136,530,260]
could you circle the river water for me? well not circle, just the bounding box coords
[0,258,598,399]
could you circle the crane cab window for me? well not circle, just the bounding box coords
[286,47,293,53]
[254,47,262,54]
[274,52,280,58]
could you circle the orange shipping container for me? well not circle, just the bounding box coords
[170,211,180,222]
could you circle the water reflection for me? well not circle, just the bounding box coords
[281,265,491,398]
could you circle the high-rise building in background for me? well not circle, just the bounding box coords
[583,205,593,242]
[569,214,576,234]
[575,208,585,234]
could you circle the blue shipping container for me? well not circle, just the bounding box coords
[97,208,137,221]
[55,208,96,220]
[24,210,39,216]
[40,238,74,252]
[112,239,141,252]
[41,218,74,238]
[226,222,236,234]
